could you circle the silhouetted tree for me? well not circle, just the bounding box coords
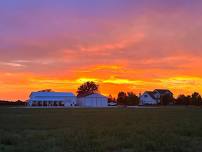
[77,81,99,97]
[0,100,26,106]
[160,94,174,105]
[175,94,187,105]
[117,92,127,105]
[126,92,139,106]
[108,94,116,103]
[171,92,202,106]
[191,92,202,105]
[117,92,139,106]
[186,95,192,105]
[175,94,195,105]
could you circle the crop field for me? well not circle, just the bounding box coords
[0,107,202,152]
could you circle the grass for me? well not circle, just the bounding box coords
[0,107,202,152]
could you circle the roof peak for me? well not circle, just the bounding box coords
[80,93,107,98]
[154,89,173,95]
[30,92,75,97]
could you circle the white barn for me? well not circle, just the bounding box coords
[77,93,108,107]
[28,91,76,107]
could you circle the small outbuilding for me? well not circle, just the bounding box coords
[28,91,76,107]
[77,93,108,107]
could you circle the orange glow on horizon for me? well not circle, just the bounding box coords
[0,70,202,100]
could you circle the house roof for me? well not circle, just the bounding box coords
[83,93,107,98]
[30,92,75,98]
[154,89,173,95]
[144,91,156,100]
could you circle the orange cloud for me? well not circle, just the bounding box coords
[79,32,145,53]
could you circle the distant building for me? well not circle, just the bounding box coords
[153,89,173,104]
[77,93,108,107]
[140,89,173,105]
[28,91,76,107]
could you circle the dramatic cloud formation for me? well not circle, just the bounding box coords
[0,0,202,100]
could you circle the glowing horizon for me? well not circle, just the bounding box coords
[0,0,202,100]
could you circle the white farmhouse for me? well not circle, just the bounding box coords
[77,93,108,107]
[140,89,173,105]
[28,91,76,107]
[140,91,157,105]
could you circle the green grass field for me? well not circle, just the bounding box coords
[0,107,202,152]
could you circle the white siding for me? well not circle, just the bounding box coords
[77,94,108,107]
[28,92,76,107]
[140,93,157,105]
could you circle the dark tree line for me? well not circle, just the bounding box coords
[160,94,174,105]
[0,100,26,106]
[116,92,139,106]
[112,91,202,106]
[175,92,202,106]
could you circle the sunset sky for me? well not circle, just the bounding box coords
[0,0,202,100]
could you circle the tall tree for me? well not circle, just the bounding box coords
[186,95,192,105]
[126,92,139,106]
[191,92,202,105]
[160,94,174,105]
[117,92,127,105]
[77,81,99,97]
[175,94,192,105]
[117,92,140,106]
[175,94,187,105]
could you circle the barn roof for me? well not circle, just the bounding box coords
[30,92,75,97]
[85,93,107,98]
